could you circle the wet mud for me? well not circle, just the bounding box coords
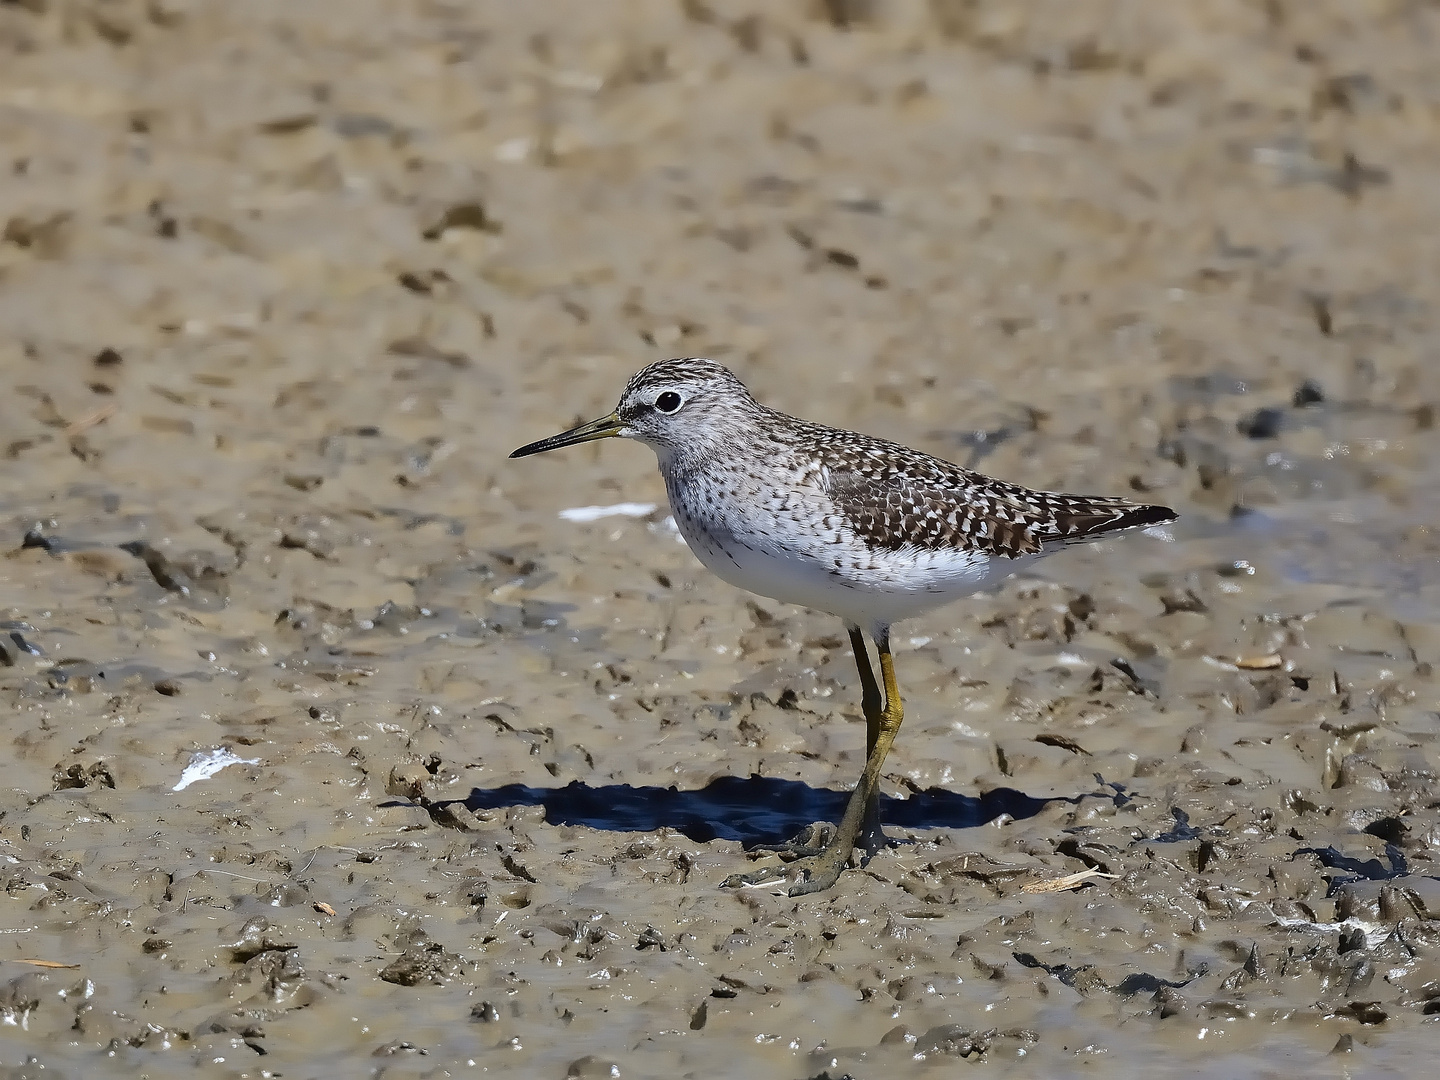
[1,1,1438,1076]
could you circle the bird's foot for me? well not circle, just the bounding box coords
[751,821,834,860]
[857,817,892,860]
[722,836,853,897]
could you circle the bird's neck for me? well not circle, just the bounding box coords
[648,407,778,477]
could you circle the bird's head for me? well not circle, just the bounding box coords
[509,357,761,465]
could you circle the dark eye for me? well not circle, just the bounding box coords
[655,391,683,414]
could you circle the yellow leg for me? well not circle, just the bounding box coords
[725,626,905,896]
[849,624,883,758]
[848,625,887,853]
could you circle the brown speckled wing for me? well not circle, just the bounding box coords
[816,429,1175,559]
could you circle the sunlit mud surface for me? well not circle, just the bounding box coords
[1,1,1438,1077]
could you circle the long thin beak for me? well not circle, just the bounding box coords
[509,411,623,458]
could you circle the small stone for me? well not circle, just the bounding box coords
[21,525,53,551]
[566,1055,620,1078]
[378,941,464,985]
[1235,654,1282,670]
[1237,407,1285,438]
[1335,1001,1386,1025]
[422,201,501,240]
[1293,379,1325,406]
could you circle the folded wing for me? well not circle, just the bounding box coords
[825,453,1175,561]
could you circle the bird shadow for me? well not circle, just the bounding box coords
[445,775,1061,847]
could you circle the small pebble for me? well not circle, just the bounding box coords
[1293,379,1325,407]
[1237,407,1285,439]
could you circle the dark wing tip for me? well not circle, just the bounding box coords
[1054,500,1177,544]
[1119,503,1178,530]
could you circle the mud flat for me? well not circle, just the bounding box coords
[1,1,1438,1076]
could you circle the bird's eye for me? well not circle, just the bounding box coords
[655,391,684,414]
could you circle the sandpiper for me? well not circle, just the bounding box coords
[511,358,1175,895]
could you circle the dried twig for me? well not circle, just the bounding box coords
[1020,868,1117,894]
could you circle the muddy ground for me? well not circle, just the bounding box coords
[1,1,1439,1076]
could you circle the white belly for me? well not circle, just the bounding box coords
[669,485,1031,630]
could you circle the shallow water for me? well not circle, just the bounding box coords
[1,1,1438,1077]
